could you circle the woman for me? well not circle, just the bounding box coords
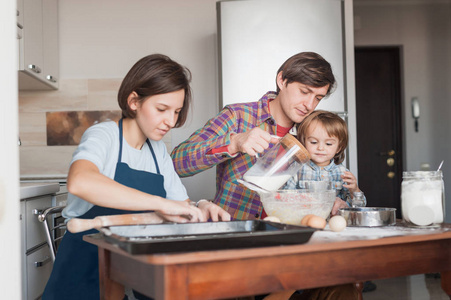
[43,54,230,300]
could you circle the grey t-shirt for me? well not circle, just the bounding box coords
[63,121,188,220]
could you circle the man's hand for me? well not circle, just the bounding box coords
[228,128,280,156]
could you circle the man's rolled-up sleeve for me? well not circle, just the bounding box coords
[171,107,238,177]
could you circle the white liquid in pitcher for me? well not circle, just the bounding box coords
[401,180,444,226]
[243,174,292,191]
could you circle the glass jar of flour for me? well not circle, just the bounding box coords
[401,171,445,228]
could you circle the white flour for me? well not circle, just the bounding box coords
[243,174,292,191]
[401,180,444,226]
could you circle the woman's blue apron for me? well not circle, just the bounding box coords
[43,119,165,300]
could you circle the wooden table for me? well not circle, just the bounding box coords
[85,224,451,300]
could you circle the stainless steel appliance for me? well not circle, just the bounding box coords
[217,0,356,170]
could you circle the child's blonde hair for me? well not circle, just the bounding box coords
[296,110,348,165]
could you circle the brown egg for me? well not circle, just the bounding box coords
[301,214,315,226]
[307,215,327,229]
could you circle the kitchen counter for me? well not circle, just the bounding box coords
[20,182,60,200]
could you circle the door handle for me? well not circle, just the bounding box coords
[35,255,51,268]
[28,64,42,74]
[380,150,395,156]
[387,158,395,167]
[46,75,57,83]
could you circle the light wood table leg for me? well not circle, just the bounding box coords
[98,248,124,300]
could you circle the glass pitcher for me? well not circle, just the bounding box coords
[242,134,310,191]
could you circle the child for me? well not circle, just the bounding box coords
[43,54,230,300]
[284,110,365,213]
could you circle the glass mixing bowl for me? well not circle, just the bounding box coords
[260,189,336,225]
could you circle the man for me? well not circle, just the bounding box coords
[171,52,340,220]
[171,52,359,300]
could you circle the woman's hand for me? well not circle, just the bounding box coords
[330,197,348,216]
[196,199,231,221]
[341,171,361,195]
[155,199,205,223]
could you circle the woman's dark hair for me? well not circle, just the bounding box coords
[118,54,192,128]
[276,52,336,96]
[297,110,348,165]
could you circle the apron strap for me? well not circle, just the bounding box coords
[146,140,161,175]
[118,118,161,175]
[118,118,124,162]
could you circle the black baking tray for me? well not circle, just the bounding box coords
[99,220,316,255]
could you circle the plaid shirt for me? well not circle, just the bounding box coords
[171,92,280,220]
[284,160,360,206]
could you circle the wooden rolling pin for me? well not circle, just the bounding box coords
[67,212,164,233]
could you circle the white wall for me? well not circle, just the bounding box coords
[58,0,357,201]
[0,0,22,297]
[354,0,451,221]
[59,0,220,200]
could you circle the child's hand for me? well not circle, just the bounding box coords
[331,197,348,216]
[341,171,360,195]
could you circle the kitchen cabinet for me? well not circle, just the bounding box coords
[20,182,60,300]
[18,0,59,90]
[42,0,59,87]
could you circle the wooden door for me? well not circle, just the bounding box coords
[354,47,403,217]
